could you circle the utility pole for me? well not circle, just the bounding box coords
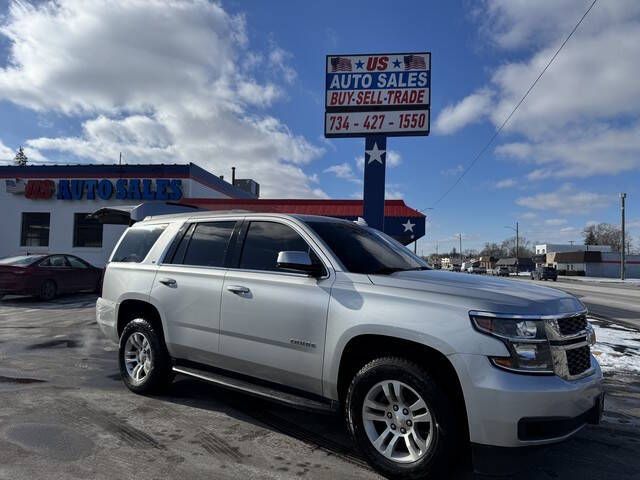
[621,193,626,281]
[516,221,519,274]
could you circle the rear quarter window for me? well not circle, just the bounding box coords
[111,224,167,263]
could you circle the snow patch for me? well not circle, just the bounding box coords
[590,320,640,374]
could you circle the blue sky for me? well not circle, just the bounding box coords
[0,0,638,254]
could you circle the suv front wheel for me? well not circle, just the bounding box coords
[344,357,457,479]
[119,318,174,394]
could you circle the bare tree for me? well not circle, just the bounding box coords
[501,236,533,258]
[582,223,632,253]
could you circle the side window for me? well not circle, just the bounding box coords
[239,221,319,273]
[66,256,89,269]
[111,224,167,263]
[180,221,235,267]
[40,255,69,267]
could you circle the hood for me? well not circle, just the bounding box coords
[368,269,584,316]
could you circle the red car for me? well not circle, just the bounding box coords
[0,254,103,301]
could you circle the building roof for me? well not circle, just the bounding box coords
[0,162,254,199]
[181,198,426,218]
[495,257,535,267]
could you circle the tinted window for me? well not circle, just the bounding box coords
[180,221,235,267]
[239,221,316,272]
[40,255,69,267]
[111,224,167,263]
[67,256,89,269]
[21,212,50,246]
[73,213,103,247]
[306,220,426,275]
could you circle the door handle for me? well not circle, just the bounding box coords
[158,277,177,287]
[226,285,250,295]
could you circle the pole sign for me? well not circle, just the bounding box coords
[324,52,430,138]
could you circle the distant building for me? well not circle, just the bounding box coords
[548,251,640,278]
[495,257,535,273]
[535,244,612,255]
[478,256,497,270]
[440,257,461,270]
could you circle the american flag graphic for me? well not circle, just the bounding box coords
[404,54,427,70]
[331,57,352,72]
[5,178,25,194]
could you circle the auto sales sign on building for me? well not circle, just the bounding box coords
[325,52,430,137]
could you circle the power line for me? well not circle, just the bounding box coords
[426,0,598,210]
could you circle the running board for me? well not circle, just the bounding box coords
[172,365,338,413]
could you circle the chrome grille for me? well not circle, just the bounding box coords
[566,346,591,376]
[557,314,588,336]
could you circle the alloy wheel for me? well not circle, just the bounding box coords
[361,380,435,463]
[123,332,153,384]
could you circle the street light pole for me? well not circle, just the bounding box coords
[620,194,626,280]
[516,221,519,275]
[459,233,463,264]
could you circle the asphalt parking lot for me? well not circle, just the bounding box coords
[0,294,639,480]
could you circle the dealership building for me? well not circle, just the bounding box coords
[0,163,426,266]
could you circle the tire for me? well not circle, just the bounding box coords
[39,280,57,301]
[345,357,457,479]
[119,318,174,394]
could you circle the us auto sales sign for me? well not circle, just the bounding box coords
[324,52,430,138]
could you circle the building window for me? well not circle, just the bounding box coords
[21,212,50,247]
[73,213,103,248]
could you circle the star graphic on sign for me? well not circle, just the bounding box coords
[402,219,415,233]
[355,60,364,69]
[392,58,402,68]
[366,142,385,164]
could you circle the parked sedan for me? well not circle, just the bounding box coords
[0,254,103,300]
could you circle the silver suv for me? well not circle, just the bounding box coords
[97,212,604,478]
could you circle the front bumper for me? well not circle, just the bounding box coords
[449,352,604,447]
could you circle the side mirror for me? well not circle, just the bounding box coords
[276,251,323,277]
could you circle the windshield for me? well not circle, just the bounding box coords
[305,220,428,274]
[0,255,44,266]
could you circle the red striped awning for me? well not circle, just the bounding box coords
[181,198,425,218]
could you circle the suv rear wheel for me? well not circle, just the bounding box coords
[119,318,174,394]
[344,357,457,479]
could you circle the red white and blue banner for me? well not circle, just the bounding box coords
[325,52,430,137]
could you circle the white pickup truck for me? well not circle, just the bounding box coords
[97,212,604,478]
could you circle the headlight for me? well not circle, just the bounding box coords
[471,314,554,374]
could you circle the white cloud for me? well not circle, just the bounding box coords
[544,218,567,226]
[0,0,324,198]
[520,212,538,220]
[477,0,640,50]
[0,139,15,164]
[323,162,360,184]
[434,90,493,135]
[497,122,640,178]
[516,184,614,214]
[449,2,640,181]
[440,164,464,177]
[494,178,516,189]
[267,41,297,85]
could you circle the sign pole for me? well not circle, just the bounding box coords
[363,135,386,230]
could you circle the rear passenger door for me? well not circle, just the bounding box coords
[151,220,237,365]
[38,255,74,293]
[219,219,333,396]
